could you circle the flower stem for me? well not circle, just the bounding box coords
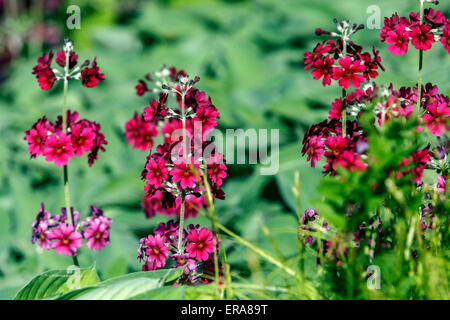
[342,88,347,137]
[416,0,425,116]
[177,91,188,254]
[177,192,185,254]
[62,47,78,266]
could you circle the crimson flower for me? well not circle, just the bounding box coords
[43,133,74,167]
[49,223,83,256]
[170,160,201,189]
[329,98,343,120]
[124,112,158,151]
[71,124,96,157]
[145,157,169,188]
[303,135,325,168]
[55,50,78,69]
[32,52,56,90]
[207,153,227,188]
[81,57,105,88]
[186,227,215,262]
[441,23,450,54]
[332,56,365,89]
[304,40,333,70]
[311,55,334,86]
[386,24,410,55]
[411,24,435,51]
[83,218,111,251]
[144,234,169,269]
[423,101,450,136]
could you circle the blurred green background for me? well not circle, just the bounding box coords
[0,0,449,299]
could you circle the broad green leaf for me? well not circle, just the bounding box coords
[57,269,181,300]
[14,265,100,300]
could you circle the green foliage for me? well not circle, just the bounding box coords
[1,0,449,300]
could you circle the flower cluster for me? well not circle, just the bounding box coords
[31,203,113,256]
[137,220,221,284]
[380,8,450,55]
[126,66,227,219]
[304,20,385,88]
[24,110,107,167]
[124,112,158,151]
[32,41,105,90]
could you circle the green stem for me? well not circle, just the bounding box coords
[177,192,185,253]
[416,0,424,116]
[342,88,347,137]
[62,47,78,266]
[177,92,188,254]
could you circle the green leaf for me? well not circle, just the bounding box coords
[57,268,182,300]
[14,265,100,300]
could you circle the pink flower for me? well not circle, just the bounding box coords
[36,221,52,251]
[55,50,78,69]
[145,158,169,188]
[207,154,227,187]
[311,55,334,86]
[440,23,450,54]
[386,24,410,55]
[335,150,366,171]
[32,52,56,90]
[83,218,110,251]
[170,160,201,189]
[49,223,83,256]
[125,112,158,151]
[193,106,220,137]
[144,234,169,269]
[186,228,215,262]
[423,101,450,136]
[71,124,96,156]
[81,57,105,88]
[332,56,365,89]
[135,80,148,96]
[329,98,343,120]
[24,118,49,157]
[43,133,74,166]
[304,40,333,70]
[304,135,325,168]
[411,24,435,51]
[436,175,446,193]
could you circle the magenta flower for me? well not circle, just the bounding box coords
[43,133,74,167]
[49,223,83,256]
[329,98,343,120]
[170,160,201,189]
[207,153,227,188]
[304,40,332,70]
[83,218,111,251]
[24,117,50,157]
[145,158,169,188]
[386,24,410,55]
[436,175,446,193]
[135,80,149,96]
[311,55,334,86]
[125,112,158,151]
[332,56,365,89]
[423,101,450,136]
[32,52,56,90]
[35,221,52,251]
[144,234,169,269]
[186,227,215,262]
[410,24,435,51]
[441,23,450,54]
[55,50,78,69]
[304,135,325,168]
[81,57,105,88]
[71,124,96,157]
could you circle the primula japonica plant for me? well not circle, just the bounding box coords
[25,39,112,266]
[299,0,448,298]
[126,66,228,284]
